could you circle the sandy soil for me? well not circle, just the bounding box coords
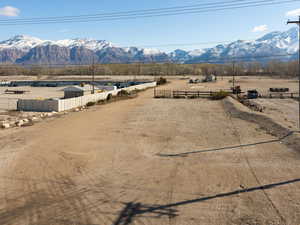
[0,86,64,111]
[0,80,299,225]
[186,76,299,94]
[253,98,298,129]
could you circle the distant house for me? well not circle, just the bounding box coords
[62,85,96,99]
[203,74,216,82]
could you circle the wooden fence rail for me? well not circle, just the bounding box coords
[154,89,299,100]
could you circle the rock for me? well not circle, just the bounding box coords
[29,117,38,122]
[1,122,10,129]
[46,113,53,117]
[23,119,29,123]
[75,109,80,112]
[16,120,24,127]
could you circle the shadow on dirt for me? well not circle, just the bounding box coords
[113,178,300,225]
[157,131,295,157]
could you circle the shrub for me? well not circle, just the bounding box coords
[117,90,130,96]
[97,99,106,104]
[86,101,96,107]
[211,91,229,100]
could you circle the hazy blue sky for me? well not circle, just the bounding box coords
[0,0,299,51]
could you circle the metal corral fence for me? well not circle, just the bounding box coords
[260,92,299,99]
[154,89,232,99]
[17,82,157,112]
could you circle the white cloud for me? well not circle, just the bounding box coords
[0,6,20,17]
[286,8,300,17]
[252,25,268,33]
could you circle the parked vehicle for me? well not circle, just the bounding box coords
[247,90,259,99]
[231,86,242,94]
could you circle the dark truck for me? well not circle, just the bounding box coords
[247,90,259,99]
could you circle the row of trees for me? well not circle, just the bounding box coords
[0,60,298,77]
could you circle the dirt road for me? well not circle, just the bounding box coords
[0,80,299,225]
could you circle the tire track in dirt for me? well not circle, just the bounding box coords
[223,101,287,225]
[166,162,180,225]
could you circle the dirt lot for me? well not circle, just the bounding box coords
[252,98,298,129]
[0,79,299,225]
[186,76,298,93]
[0,86,64,111]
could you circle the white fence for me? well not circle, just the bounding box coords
[17,82,157,112]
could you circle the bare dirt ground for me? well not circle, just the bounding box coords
[252,98,298,129]
[0,86,64,111]
[0,79,300,225]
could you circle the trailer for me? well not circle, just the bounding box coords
[4,89,29,94]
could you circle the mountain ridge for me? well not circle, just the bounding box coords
[0,27,298,64]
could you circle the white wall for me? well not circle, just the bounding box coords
[17,82,157,112]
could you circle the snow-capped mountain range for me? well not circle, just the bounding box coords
[0,35,114,51]
[0,27,298,64]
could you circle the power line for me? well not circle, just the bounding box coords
[1,0,296,25]
[0,0,298,25]
[122,39,257,48]
[0,0,266,22]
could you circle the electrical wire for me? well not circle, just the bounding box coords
[0,0,298,25]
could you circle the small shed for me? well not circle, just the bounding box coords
[203,74,216,82]
[62,85,95,99]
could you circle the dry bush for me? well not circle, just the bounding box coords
[86,102,96,107]
[211,91,229,100]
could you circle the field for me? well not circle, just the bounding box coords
[0,76,299,225]
[0,86,64,111]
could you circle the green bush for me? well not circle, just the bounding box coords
[86,101,96,107]
[211,91,229,100]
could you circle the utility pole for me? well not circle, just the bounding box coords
[92,58,95,94]
[288,16,300,130]
[232,61,236,91]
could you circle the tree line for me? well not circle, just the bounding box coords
[0,60,298,77]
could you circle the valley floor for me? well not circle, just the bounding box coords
[0,80,299,225]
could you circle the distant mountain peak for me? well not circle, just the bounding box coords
[0,35,114,51]
[0,27,298,64]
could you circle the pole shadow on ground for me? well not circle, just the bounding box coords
[157,131,296,157]
[112,178,300,225]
